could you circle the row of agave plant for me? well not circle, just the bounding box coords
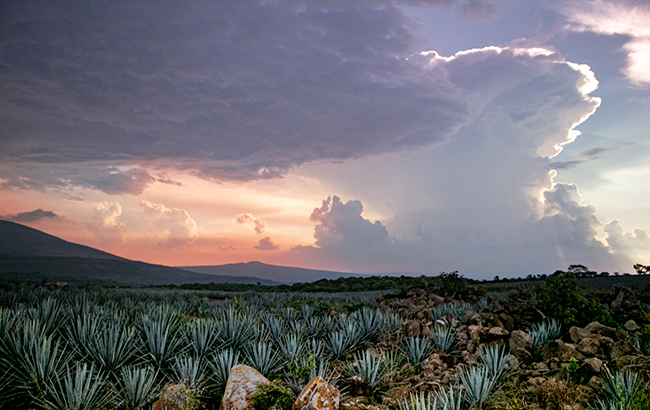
[0,289,407,410]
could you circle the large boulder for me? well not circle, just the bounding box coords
[577,338,603,357]
[509,330,533,364]
[539,340,585,362]
[152,384,197,410]
[569,327,594,344]
[293,376,340,410]
[585,322,617,339]
[222,365,271,410]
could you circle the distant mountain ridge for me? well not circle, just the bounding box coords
[179,261,364,283]
[0,220,277,286]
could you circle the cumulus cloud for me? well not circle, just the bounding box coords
[254,237,279,251]
[4,209,59,222]
[308,196,390,249]
[232,213,267,234]
[87,202,127,244]
[605,220,650,262]
[141,201,198,248]
[556,0,650,86]
[458,0,501,21]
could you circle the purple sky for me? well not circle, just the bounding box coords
[1,0,649,277]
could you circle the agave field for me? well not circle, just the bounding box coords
[0,280,649,410]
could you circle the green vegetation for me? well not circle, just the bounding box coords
[250,380,295,410]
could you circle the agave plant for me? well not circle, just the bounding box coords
[281,307,298,324]
[528,319,562,349]
[208,348,239,386]
[263,315,285,344]
[601,366,646,407]
[460,365,496,409]
[403,336,434,364]
[278,333,305,364]
[348,350,386,390]
[478,344,510,381]
[245,341,279,376]
[326,331,353,360]
[86,320,139,375]
[301,305,314,322]
[26,297,67,336]
[305,317,322,338]
[118,366,158,410]
[430,325,457,354]
[184,318,218,360]
[172,356,206,391]
[356,308,384,342]
[40,363,113,410]
[399,392,438,410]
[217,307,254,350]
[141,308,183,370]
[434,386,464,410]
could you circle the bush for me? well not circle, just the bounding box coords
[250,380,295,410]
[438,272,469,299]
[535,270,615,328]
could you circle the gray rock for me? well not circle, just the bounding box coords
[623,320,640,332]
[221,365,271,410]
[569,326,594,344]
[585,322,617,339]
[509,330,533,363]
[583,357,603,374]
[577,338,603,357]
[610,340,641,361]
[539,340,585,362]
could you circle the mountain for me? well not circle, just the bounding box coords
[0,221,277,286]
[178,261,363,284]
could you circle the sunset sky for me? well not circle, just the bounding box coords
[1,0,649,278]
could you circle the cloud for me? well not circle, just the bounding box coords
[82,168,156,195]
[604,220,650,263]
[556,0,650,86]
[308,196,390,249]
[87,202,127,244]
[254,237,279,251]
[4,209,59,222]
[141,201,198,248]
[458,0,501,21]
[232,213,267,234]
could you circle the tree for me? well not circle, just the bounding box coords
[633,264,650,275]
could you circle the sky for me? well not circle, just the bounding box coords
[1,0,649,278]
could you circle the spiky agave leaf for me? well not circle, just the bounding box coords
[460,365,495,409]
[434,386,464,410]
[326,331,352,360]
[528,319,562,349]
[430,324,457,354]
[601,366,646,406]
[399,392,437,410]
[40,363,113,410]
[403,336,434,364]
[87,320,139,375]
[141,308,183,370]
[278,333,305,364]
[172,356,206,392]
[118,365,158,410]
[478,344,510,381]
[26,298,67,336]
[184,318,218,360]
[208,348,239,387]
[348,350,386,390]
[245,341,279,376]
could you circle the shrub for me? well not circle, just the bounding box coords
[250,380,295,410]
[535,270,615,328]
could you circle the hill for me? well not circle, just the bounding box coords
[0,221,277,286]
[178,261,363,284]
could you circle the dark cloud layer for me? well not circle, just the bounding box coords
[0,0,487,191]
[3,208,59,222]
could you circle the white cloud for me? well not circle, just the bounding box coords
[605,220,650,264]
[141,201,198,248]
[87,202,127,244]
[232,213,267,234]
[556,0,650,86]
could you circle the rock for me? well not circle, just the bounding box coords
[152,384,196,410]
[221,365,271,410]
[488,327,509,337]
[587,376,604,391]
[293,376,340,410]
[583,357,603,374]
[615,355,640,368]
[539,340,585,362]
[577,338,603,357]
[428,293,445,305]
[569,327,594,344]
[407,320,421,336]
[509,330,533,363]
[528,377,547,387]
[623,320,640,332]
[382,387,410,408]
[610,341,641,361]
[533,362,549,372]
[585,322,617,339]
